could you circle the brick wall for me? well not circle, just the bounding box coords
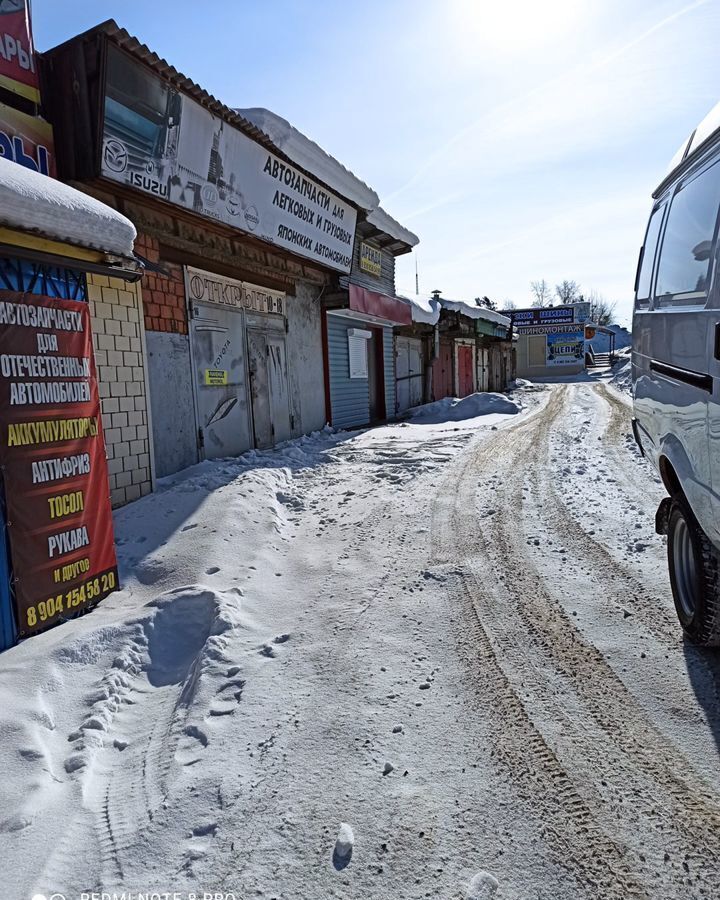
[87,274,153,508]
[134,233,187,334]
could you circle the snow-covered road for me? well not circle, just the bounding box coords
[2,379,720,900]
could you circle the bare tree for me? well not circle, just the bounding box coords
[587,289,616,326]
[501,299,517,311]
[555,279,581,304]
[530,279,553,307]
[475,295,498,311]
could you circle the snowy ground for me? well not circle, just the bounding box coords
[2,380,720,900]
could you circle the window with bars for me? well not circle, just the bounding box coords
[0,257,87,300]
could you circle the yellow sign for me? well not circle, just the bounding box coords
[204,369,228,385]
[359,242,382,277]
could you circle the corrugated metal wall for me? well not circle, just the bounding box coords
[327,316,396,427]
[339,238,396,296]
[327,314,370,428]
[383,327,395,417]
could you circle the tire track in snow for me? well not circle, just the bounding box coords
[528,384,679,646]
[434,384,720,898]
[431,389,650,899]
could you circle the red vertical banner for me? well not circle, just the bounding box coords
[0,1,40,103]
[0,292,119,637]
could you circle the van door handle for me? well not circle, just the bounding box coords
[715,323,720,360]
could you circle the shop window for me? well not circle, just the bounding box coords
[0,257,87,300]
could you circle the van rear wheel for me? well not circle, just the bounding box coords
[667,496,720,646]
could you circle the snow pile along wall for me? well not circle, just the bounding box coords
[407,392,521,423]
[0,157,136,256]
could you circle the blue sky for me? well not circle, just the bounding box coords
[33,0,720,325]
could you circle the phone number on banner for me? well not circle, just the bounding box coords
[24,568,118,630]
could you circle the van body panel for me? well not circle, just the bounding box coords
[633,135,720,550]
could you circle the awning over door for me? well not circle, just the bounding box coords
[349,283,412,326]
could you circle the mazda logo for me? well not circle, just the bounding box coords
[103,139,128,174]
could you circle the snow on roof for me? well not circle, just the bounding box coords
[398,293,440,325]
[366,206,419,248]
[0,157,136,257]
[439,298,511,329]
[237,107,380,211]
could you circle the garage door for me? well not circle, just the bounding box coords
[396,337,424,413]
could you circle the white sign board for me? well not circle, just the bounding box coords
[185,266,285,316]
[101,48,357,273]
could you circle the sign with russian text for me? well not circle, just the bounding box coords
[0,293,119,637]
[101,46,357,272]
[359,242,382,277]
[520,323,585,336]
[0,102,54,176]
[186,266,285,316]
[510,306,576,326]
[546,330,585,366]
[0,0,39,103]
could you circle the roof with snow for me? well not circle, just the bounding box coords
[398,294,512,329]
[439,298,511,329]
[238,111,417,249]
[398,294,440,325]
[365,207,418,248]
[0,157,136,257]
[237,108,379,212]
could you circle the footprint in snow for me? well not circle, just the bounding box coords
[467,871,499,898]
[181,523,198,532]
[333,823,354,870]
[205,566,220,575]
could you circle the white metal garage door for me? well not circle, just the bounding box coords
[396,337,424,413]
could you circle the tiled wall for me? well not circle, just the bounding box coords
[87,273,153,507]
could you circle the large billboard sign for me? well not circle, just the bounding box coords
[100,46,357,273]
[0,293,119,637]
[0,101,54,175]
[0,0,39,103]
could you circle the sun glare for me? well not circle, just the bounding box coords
[449,0,584,57]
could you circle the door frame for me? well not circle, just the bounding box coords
[368,325,386,421]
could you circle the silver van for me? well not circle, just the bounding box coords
[632,101,720,645]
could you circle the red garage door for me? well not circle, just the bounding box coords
[432,340,453,400]
[457,345,474,397]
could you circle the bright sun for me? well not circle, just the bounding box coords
[448,0,584,57]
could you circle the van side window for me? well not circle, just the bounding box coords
[655,159,720,306]
[635,204,664,308]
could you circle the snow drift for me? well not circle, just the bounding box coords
[407,392,521,424]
